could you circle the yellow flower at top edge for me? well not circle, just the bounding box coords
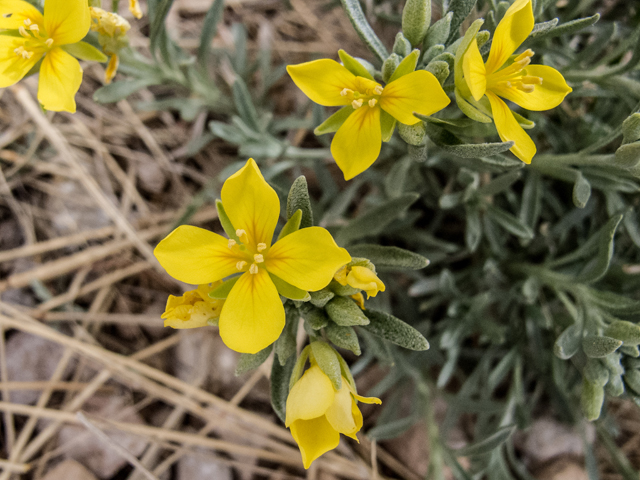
[460,0,572,163]
[162,283,223,329]
[0,0,91,112]
[286,363,381,469]
[154,159,352,354]
[129,0,143,19]
[287,52,450,180]
[90,7,130,84]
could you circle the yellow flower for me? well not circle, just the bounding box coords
[154,159,351,354]
[458,0,572,163]
[334,265,385,299]
[161,283,223,329]
[129,0,143,19]
[285,364,381,468]
[89,7,130,83]
[287,54,450,180]
[0,0,91,112]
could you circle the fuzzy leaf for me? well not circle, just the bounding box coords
[554,324,582,360]
[582,335,623,358]
[423,12,452,50]
[347,244,429,270]
[300,303,329,330]
[581,378,604,421]
[235,345,272,376]
[271,352,296,423]
[287,176,313,229]
[308,289,335,308]
[454,425,516,457]
[310,342,342,390]
[339,0,389,62]
[362,309,429,351]
[326,297,370,326]
[605,320,640,346]
[326,323,361,355]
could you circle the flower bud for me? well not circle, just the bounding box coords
[402,0,431,47]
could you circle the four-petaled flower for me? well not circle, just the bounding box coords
[154,159,351,354]
[0,0,91,112]
[286,363,381,468]
[459,0,572,163]
[287,53,450,180]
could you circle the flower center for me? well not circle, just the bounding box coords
[13,18,52,60]
[228,229,268,275]
[487,49,543,93]
[340,76,384,110]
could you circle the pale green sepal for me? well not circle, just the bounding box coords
[512,111,536,130]
[336,351,357,391]
[389,49,420,83]
[338,49,374,80]
[310,341,342,390]
[289,345,311,391]
[392,32,412,57]
[314,106,354,135]
[455,89,492,123]
[381,109,397,142]
[62,42,108,62]
[454,18,484,90]
[209,276,240,299]
[287,177,313,228]
[382,53,400,83]
[401,0,431,47]
[215,199,239,242]
[277,209,302,241]
[269,272,310,301]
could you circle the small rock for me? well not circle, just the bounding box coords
[6,332,71,404]
[137,159,166,194]
[41,459,98,480]
[520,417,593,465]
[57,395,147,479]
[536,459,588,480]
[177,450,233,480]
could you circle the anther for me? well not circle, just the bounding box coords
[373,85,383,95]
[518,84,535,93]
[236,260,247,270]
[18,26,29,37]
[227,239,237,249]
[340,88,353,97]
[257,243,267,252]
[514,49,534,63]
[253,254,264,263]
[45,38,53,47]
[29,24,39,33]
[23,18,31,26]
[249,263,259,274]
[351,99,363,109]
[368,98,377,107]
[235,229,248,242]
[522,75,543,85]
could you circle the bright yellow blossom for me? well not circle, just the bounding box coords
[161,283,223,329]
[334,264,385,299]
[0,0,91,112]
[458,0,572,163]
[286,364,381,468]
[89,7,130,83]
[287,54,450,180]
[154,159,351,354]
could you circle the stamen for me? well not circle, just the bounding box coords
[227,239,237,249]
[235,229,248,243]
[253,254,264,263]
[368,98,377,107]
[249,263,259,274]
[351,99,363,109]
[13,46,32,59]
[257,243,267,252]
[522,75,543,85]
[517,84,535,93]
[45,38,53,47]
[514,49,534,63]
[340,88,353,97]
[18,26,29,37]
[29,24,39,33]
[236,260,247,271]
[23,18,31,26]
[373,85,383,95]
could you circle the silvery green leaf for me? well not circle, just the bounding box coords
[529,18,559,39]
[94,78,159,103]
[605,373,624,397]
[423,12,452,50]
[581,378,604,421]
[446,0,477,44]
[578,214,622,283]
[424,60,450,85]
[402,0,431,46]
[287,176,313,228]
[271,353,295,423]
[531,14,600,41]
[197,0,224,66]
[326,297,370,326]
[485,204,534,240]
[392,32,412,57]
[554,324,582,359]
[626,369,640,395]
[382,53,401,83]
[583,359,610,387]
[605,320,640,346]
[325,323,361,355]
[622,113,640,144]
[398,121,427,146]
[454,425,516,456]
[308,289,335,308]
[572,172,592,208]
[232,78,260,132]
[340,0,389,62]
[614,142,640,168]
[300,303,329,329]
[235,345,272,376]
[362,309,429,351]
[421,44,444,64]
[582,335,623,358]
[347,244,429,270]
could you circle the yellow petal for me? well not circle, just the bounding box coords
[347,266,385,299]
[218,269,284,354]
[287,59,357,107]
[0,0,43,29]
[129,0,143,19]
[331,105,381,180]
[379,70,450,126]
[485,0,534,74]
[44,0,91,45]
[462,38,487,102]
[105,53,118,84]
[0,36,41,88]
[492,65,572,111]
[344,399,364,441]
[265,227,351,292]
[37,47,82,113]
[154,225,242,285]
[333,265,349,286]
[486,91,536,164]
[221,158,280,247]
[286,365,335,426]
[325,381,358,435]
[290,417,340,469]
